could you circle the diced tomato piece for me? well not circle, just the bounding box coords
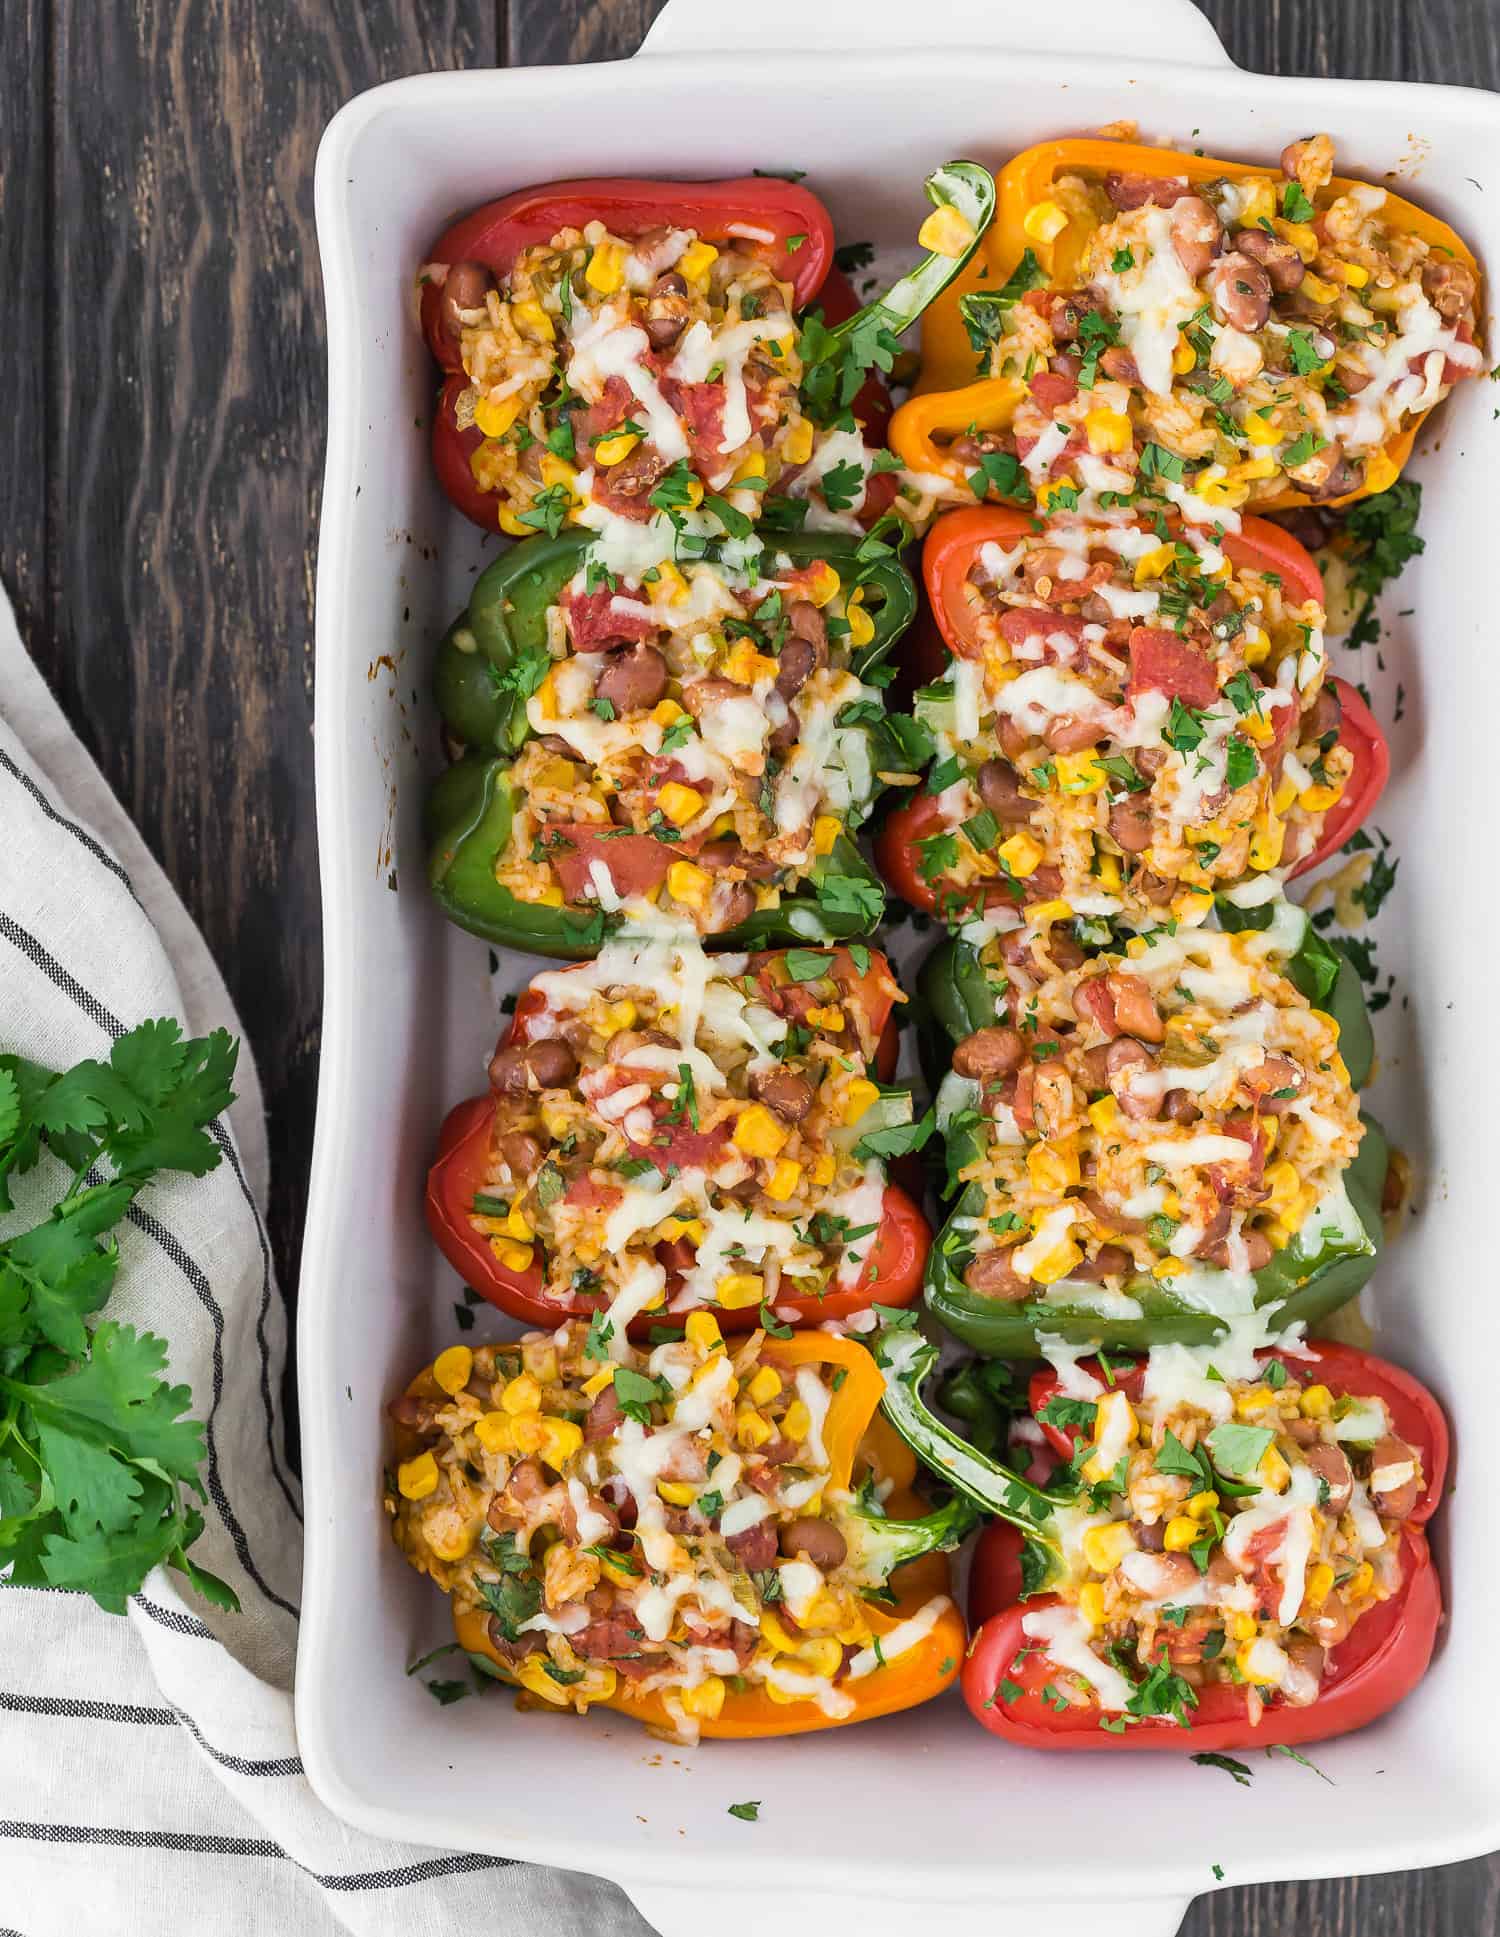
[561,586,658,652]
[550,829,675,903]
[1128,627,1218,709]
[572,375,635,451]
[998,607,1089,659]
[661,378,728,470]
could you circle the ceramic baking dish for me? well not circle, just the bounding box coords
[300,3,1500,1929]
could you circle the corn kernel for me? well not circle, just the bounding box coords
[799,1637,844,1678]
[1186,1490,1220,1521]
[997,831,1043,878]
[918,202,976,257]
[747,1366,782,1406]
[1264,1160,1301,1220]
[1241,180,1277,223]
[804,1004,844,1031]
[1300,1383,1333,1419]
[1087,1094,1120,1134]
[1027,898,1073,926]
[1133,543,1175,585]
[503,1203,534,1241]
[1095,851,1122,892]
[734,451,767,483]
[1244,411,1280,447]
[1271,771,1299,815]
[1027,1142,1081,1194]
[473,1411,515,1454]
[1300,272,1338,302]
[679,240,719,283]
[666,860,710,909]
[426,1519,476,1562]
[511,299,555,342]
[585,241,626,294]
[651,701,686,732]
[1299,782,1343,813]
[805,561,841,607]
[1163,1516,1199,1552]
[1153,1256,1185,1281]
[657,781,706,827]
[580,1367,615,1401]
[1242,627,1272,668]
[660,1217,707,1244]
[1240,708,1276,747]
[781,418,815,465]
[841,1078,880,1126]
[594,430,640,467]
[539,453,579,496]
[681,1675,726,1720]
[491,1238,536,1272]
[1364,448,1399,494]
[509,1410,546,1454]
[654,560,690,605]
[1275,218,1319,261]
[685,1310,722,1352]
[1304,1562,1336,1608]
[1031,1238,1084,1286]
[1237,1639,1283,1686]
[847,602,876,649]
[1078,1582,1107,1629]
[432,1345,473,1396]
[1199,472,1250,509]
[783,1399,812,1441]
[1227,1611,1258,1642]
[658,1479,697,1507]
[811,814,841,857]
[1082,1522,1137,1575]
[500,1373,542,1417]
[732,1103,789,1159]
[1259,1446,1292,1493]
[397,1452,439,1500]
[539,1416,583,1469]
[1023,199,1069,244]
[1347,1562,1375,1601]
[718,1272,766,1311]
[765,1158,803,1203]
[1172,339,1197,376]
[736,1407,774,1449]
[1249,813,1286,871]
[1235,1386,1279,1417]
[811,1151,837,1187]
[1054,751,1105,795]
[497,504,534,538]
[1084,407,1132,455]
[474,393,521,439]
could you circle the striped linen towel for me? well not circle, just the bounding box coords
[0,588,648,1937]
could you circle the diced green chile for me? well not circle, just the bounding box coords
[918,934,1386,1357]
[425,532,917,957]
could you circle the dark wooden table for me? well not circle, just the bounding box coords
[1,1,1493,1928]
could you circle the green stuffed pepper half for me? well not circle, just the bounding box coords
[920,894,1387,1357]
[426,529,919,956]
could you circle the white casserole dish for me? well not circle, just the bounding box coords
[301,3,1500,1929]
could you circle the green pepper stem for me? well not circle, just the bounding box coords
[826,163,996,349]
[870,1324,1063,1580]
[841,1492,981,1590]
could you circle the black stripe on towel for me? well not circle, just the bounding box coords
[0,1823,514,1888]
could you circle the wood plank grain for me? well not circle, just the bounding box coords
[31,0,497,1448]
[0,0,48,637]
[508,0,668,64]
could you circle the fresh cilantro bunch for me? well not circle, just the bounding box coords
[0,1019,241,1615]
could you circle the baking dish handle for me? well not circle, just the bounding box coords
[637,0,1230,66]
[625,1881,1192,1937]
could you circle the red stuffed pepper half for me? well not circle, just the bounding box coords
[878,506,1386,930]
[419,165,995,539]
[426,938,929,1335]
[962,1341,1446,1751]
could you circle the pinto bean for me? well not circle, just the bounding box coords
[595,643,668,714]
[779,1516,848,1568]
[496,1131,545,1178]
[388,1392,442,1434]
[1301,1441,1354,1516]
[1134,747,1169,780]
[1197,1227,1274,1270]
[1078,1186,1147,1237]
[1170,196,1222,279]
[1243,1054,1305,1114]
[1135,868,1177,906]
[1422,257,1478,321]
[750,1067,816,1121]
[1072,1243,1133,1283]
[1044,713,1109,753]
[598,445,667,505]
[644,271,691,350]
[1281,135,1335,197]
[1130,1516,1166,1552]
[682,676,745,719]
[1161,1088,1200,1125]
[710,881,757,932]
[1104,172,1191,211]
[1306,1590,1352,1649]
[775,611,827,700]
[976,759,1035,825]
[725,1518,780,1571]
[1108,795,1155,854]
[1233,224,1305,294]
[584,1383,624,1443]
[439,259,494,339]
[953,1026,1026,1081]
[1106,1037,1157,1119]
[1207,251,1272,332]
[1108,973,1165,1043]
[1303,686,1342,743]
[1281,1636,1328,1708]
[1100,345,1143,384]
[1368,1434,1423,1520]
[964,1247,1031,1301]
[489,1038,579,1093]
[1305,448,1365,502]
[996,715,1032,762]
[1119,1549,1200,1599]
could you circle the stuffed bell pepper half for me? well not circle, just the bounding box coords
[917,897,1384,1357]
[866,1321,1445,1751]
[421,163,994,539]
[893,133,1481,514]
[427,529,920,953]
[426,938,930,1334]
[388,1322,970,1743]
[876,505,1385,927]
